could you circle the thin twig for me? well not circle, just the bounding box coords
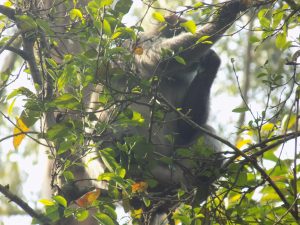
[0,30,22,55]
[0,184,51,225]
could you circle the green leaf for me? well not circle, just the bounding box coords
[180,20,196,34]
[272,10,283,29]
[275,32,287,50]
[103,19,112,36]
[46,123,69,140]
[36,19,54,35]
[75,209,89,221]
[196,35,211,44]
[99,148,120,173]
[97,0,113,7]
[53,195,67,207]
[63,171,75,181]
[52,94,80,110]
[94,212,115,225]
[172,214,191,225]
[45,58,58,68]
[264,150,278,162]
[236,170,247,186]
[174,56,186,65]
[7,87,34,99]
[259,17,271,29]
[143,197,151,207]
[193,2,204,9]
[44,204,60,222]
[103,204,117,221]
[115,0,133,15]
[98,172,115,181]
[115,167,126,178]
[249,36,260,43]
[232,107,249,113]
[15,15,37,31]
[152,12,165,23]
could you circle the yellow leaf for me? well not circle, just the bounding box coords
[4,1,12,7]
[262,123,275,132]
[180,20,197,34]
[75,188,101,207]
[39,199,55,206]
[13,117,29,149]
[228,193,241,203]
[70,8,83,20]
[131,208,143,219]
[7,98,16,116]
[152,12,165,23]
[236,138,252,149]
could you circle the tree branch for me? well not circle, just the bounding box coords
[0,184,51,225]
[22,36,42,86]
[284,0,299,10]
[0,5,16,21]
[0,45,29,60]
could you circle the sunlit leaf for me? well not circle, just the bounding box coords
[132,111,144,123]
[236,138,252,149]
[7,98,16,116]
[228,193,241,203]
[261,123,275,133]
[13,117,29,149]
[39,199,55,206]
[99,0,113,7]
[131,208,143,219]
[103,19,112,36]
[70,8,83,20]
[180,20,196,34]
[281,114,297,130]
[111,31,122,39]
[53,195,67,207]
[193,2,203,9]
[152,12,165,23]
[275,32,287,50]
[4,1,12,7]
[272,10,283,29]
[75,188,101,207]
[98,172,115,181]
[261,192,281,203]
[75,209,89,221]
[196,35,211,44]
